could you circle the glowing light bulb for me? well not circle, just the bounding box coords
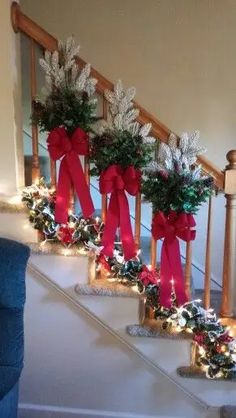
[198,346,205,355]
[175,326,182,333]
[132,284,139,293]
[62,248,70,256]
[96,263,101,272]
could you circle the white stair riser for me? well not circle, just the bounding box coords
[30,254,89,286]
[19,403,200,418]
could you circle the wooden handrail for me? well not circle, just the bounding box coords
[11,1,224,189]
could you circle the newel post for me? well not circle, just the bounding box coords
[220,150,236,318]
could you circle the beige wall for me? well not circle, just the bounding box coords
[0,0,24,194]
[21,0,236,168]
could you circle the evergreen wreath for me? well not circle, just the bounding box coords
[142,131,214,214]
[32,37,98,134]
[90,80,155,176]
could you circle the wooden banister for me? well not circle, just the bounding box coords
[11,1,224,189]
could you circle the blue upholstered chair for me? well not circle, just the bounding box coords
[0,238,30,418]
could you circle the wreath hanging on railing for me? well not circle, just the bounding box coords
[90,80,155,260]
[32,37,98,224]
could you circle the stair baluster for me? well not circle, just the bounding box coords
[134,193,141,249]
[101,95,108,223]
[150,211,157,269]
[221,150,236,318]
[50,159,57,189]
[203,196,213,310]
[30,38,40,183]
[185,241,193,300]
[84,156,90,187]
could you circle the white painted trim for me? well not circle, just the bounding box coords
[19,402,179,418]
[27,262,208,411]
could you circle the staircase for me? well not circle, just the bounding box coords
[0,203,231,417]
[0,2,235,417]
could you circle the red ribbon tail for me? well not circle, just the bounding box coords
[159,240,172,308]
[170,239,188,306]
[118,192,136,261]
[55,157,71,224]
[101,193,119,258]
[67,151,94,218]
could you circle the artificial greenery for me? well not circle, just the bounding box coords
[33,89,97,136]
[90,80,155,176]
[22,179,103,248]
[96,244,144,286]
[165,301,236,379]
[113,257,143,285]
[111,257,176,318]
[32,37,98,135]
[142,131,214,214]
[142,169,213,214]
[90,128,153,176]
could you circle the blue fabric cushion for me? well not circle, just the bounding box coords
[0,238,30,309]
[0,382,19,418]
[0,238,30,401]
[0,308,24,400]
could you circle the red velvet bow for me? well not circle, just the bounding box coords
[47,127,94,223]
[99,164,141,260]
[152,210,196,308]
